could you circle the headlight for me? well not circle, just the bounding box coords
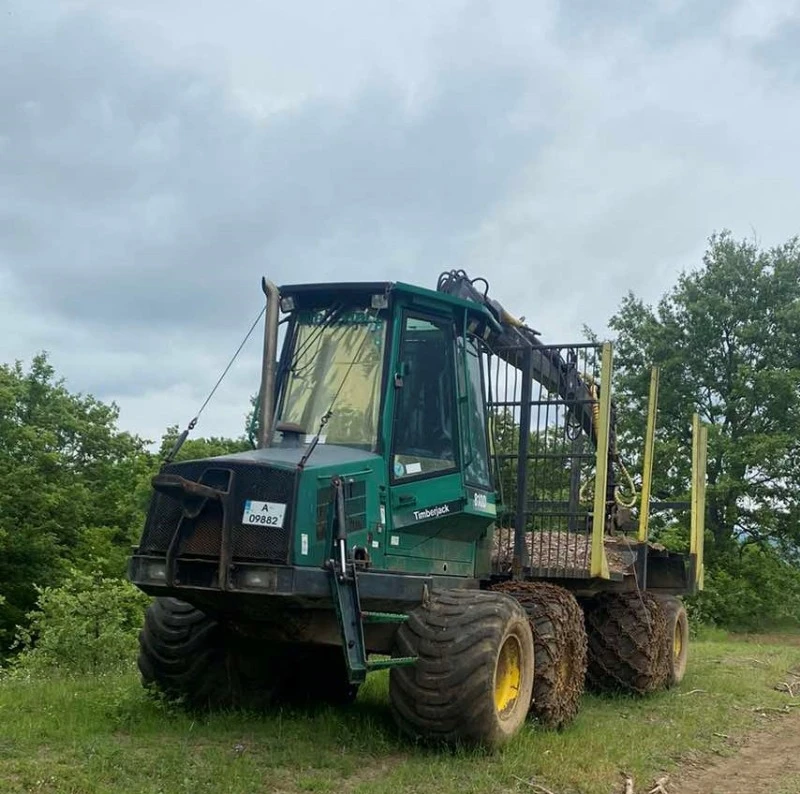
[146,561,167,582]
[242,569,270,588]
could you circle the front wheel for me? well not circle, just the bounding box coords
[138,597,243,709]
[389,589,535,749]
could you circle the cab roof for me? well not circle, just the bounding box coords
[278,280,498,329]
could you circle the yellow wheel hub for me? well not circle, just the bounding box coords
[674,622,683,659]
[494,635,522,717]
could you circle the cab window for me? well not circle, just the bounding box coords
[392,315,457,480]
[457,335,492,490]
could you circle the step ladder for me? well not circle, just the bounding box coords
[328,482,417,685]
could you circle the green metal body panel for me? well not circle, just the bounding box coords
[279,284,499,579]
[291,452,387,571]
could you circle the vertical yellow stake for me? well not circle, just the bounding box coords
[590,342,612,579]
[690,414,707,590]
[638,366,660,543]
[698,424,707,589]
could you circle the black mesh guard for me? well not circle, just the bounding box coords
[138,459,296,565]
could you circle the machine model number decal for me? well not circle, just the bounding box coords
[412,499,464,522]
[471,492,496,514]
[242,500,287,528]
[392,498,465,528]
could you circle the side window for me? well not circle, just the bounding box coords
[458,335,492,489]
[392,316,457,480]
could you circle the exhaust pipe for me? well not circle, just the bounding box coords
[258,277,280,448]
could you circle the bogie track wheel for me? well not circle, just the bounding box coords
[389,589,535,749]
[583,592,670,695]
[493,581,587,729]
[656,596,689,687]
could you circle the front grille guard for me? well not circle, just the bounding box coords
[153,472,238,590]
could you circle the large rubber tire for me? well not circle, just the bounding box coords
[139,598,360,710]
[493,581,587,729]
[583,592,670,695]
[389,589,535,749]
[138,597,244,709]
[657,596,689,687]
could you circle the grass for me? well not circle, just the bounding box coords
[0,630,799,794]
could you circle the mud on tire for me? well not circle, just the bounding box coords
[389,589,535,749]
[493,581,587,729]
[583,591,670,695]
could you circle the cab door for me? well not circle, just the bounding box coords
[384,311,482,575]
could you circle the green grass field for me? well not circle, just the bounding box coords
[1,630,799,794]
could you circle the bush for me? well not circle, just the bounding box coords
[686,545,800,632]
[3,569,150,678]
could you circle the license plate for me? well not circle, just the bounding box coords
[242,500,286,528]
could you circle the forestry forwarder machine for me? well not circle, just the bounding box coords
[128,270,707,749]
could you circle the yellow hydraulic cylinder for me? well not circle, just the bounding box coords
[590,342,612,580]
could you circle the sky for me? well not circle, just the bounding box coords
[1,0,799,445]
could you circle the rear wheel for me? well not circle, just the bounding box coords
[583,592,669,695]
[493,581,587,729]
[657,596,689,687]
[389,589,535,749]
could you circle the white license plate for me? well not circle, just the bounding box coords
[242,500,287,528]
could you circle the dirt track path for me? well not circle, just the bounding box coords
[674,708,800,794]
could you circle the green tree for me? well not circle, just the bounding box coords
[606,232,800,627]
[608,231,800,562]
[156,424,251,463]
[0,353,152,650]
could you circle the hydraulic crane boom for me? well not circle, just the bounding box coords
[435,269,623,512]
[435,270,602,441]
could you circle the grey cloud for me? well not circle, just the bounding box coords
[1,10,543,339]
[2,0,800,443]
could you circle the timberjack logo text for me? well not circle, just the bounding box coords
[412,504,451,521]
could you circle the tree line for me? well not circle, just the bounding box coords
[1,230,799,663]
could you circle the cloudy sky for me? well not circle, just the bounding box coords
[2,0,799,444]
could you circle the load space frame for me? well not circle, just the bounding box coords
[486,340,706,595]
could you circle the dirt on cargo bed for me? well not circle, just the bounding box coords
[492,528,646,575]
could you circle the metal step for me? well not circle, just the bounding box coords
[329,478,417,684]
[360,611,409,624]
[367,656,417,671]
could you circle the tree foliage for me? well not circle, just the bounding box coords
[607,231,800,627]
[157,424,251,463]
[0,354,152,650]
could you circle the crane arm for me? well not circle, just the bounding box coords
[435,269,602,444]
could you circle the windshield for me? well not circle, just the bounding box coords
[277,308,387,449]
